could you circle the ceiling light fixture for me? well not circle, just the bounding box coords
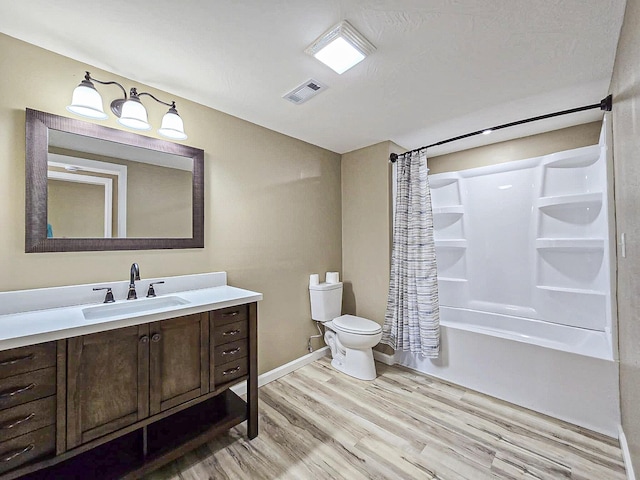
[67,72,187,140]
[305,21,375,74]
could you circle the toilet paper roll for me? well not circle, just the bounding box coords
[309,274,319,286]
[326,272,339,284]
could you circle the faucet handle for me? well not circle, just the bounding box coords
[93,287,115,303]
[147,281,165,298]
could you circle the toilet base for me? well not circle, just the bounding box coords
[331,347,377,381]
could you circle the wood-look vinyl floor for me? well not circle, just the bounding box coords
[144,357,627,480]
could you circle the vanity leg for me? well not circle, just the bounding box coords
[247,302,258,439]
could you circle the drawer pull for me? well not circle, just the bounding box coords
[222,329,241,337]
[222,347,242,356]
[0,354,34,367]
[0,383,36,399]
[0,413,35,430]
[222,311,239,317]
[1,444,34,463]
[222,366,241,376]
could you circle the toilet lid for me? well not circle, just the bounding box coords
[333,315,382,335]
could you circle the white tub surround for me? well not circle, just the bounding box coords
[0,272,262,351]
[394,122,620,437]
[430,142,614,341]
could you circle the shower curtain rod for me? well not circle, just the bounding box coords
[389,94,613,163]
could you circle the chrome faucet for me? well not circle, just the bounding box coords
[127,263,140,300]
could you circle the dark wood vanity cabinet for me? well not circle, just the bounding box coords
[0,302,258,480]
[149,313,209,415]
[66,324,150,449]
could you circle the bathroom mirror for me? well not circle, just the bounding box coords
[25,109,204,252]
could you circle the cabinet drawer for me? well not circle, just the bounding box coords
[211,305,248,327]
[214,358,248,385]
[213,339,248,365]
[0,367,56,411]
[0,425,55,474]
[0,396,55,443]
[213,319,248,346]
[0,343,56,380]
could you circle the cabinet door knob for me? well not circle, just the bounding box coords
[151,333,161,343]
[139,335,149,344]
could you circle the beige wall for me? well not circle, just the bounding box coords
[609,0,640,473]
[428,122,602,174]
[48,180,104,237]
[124,161,192,238]
[341,141,403,355]
[0,33,342,374]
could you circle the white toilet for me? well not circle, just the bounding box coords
[309,281,382,380]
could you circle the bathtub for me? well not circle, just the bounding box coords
[394,306,620,437]
[390,132,620,437]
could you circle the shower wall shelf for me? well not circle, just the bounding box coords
[544,150,600,168]
[433,206,464,215]
[435,239,467,248]
[536,285,606,296]
[535,238,605,251]
[429,177,459,189]
[537,192,603,209]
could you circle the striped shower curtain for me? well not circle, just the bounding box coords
[381,150,440,358]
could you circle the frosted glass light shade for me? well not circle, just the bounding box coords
[305,21,375,75]
[67,84,108,119]
[158,110,187,140]
[118,99,151,130]
[314,37,366,74]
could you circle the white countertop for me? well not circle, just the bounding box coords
[0,272,262,351]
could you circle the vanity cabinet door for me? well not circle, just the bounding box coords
[66,325,150,449]
[149,313,209,415]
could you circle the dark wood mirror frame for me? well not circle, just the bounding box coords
[25,108,204,252]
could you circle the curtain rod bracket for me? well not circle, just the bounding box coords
[389,153,399,163]
[601,94,613,112]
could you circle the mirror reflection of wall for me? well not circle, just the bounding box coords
[47,130,193,239]
[48,177,108,238]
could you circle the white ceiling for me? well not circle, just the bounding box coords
[0,1,627,155]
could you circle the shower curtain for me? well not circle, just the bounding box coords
[381,150,440,358]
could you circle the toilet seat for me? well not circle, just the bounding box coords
[332,315,382,335]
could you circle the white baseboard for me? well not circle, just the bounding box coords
[231,346,330,396]
[620,425,637,480]
[373,349,396,366]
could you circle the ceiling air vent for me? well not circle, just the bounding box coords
[283,79,327,105]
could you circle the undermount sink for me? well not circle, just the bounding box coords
[82,295,190,321]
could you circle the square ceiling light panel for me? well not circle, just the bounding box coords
[305,21,376,74]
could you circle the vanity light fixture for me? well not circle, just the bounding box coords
[305,21,375,74]
[67,72,187,140]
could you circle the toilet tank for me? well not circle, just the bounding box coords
[309,282,343,321]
